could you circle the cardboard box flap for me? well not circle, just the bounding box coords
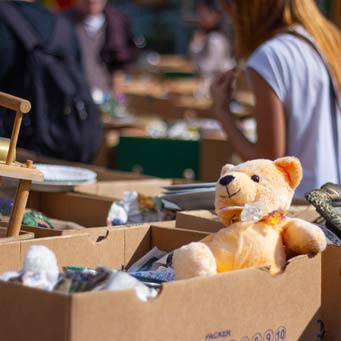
[175,210,223,233]
[321,244,341,340]
[124,224,207,268]
[74,179,174,200]
[0,242,22,271]
[68,252,321,341]
[28,192,113,227]
[0,230,126,273]
[124,225,151,269]
[176,207,321,234]
[0,223,324,341]
[0,280,71,341]
[150,225,208,252]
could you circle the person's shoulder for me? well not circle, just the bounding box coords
[256,34,291,52]
[248,34,300,65]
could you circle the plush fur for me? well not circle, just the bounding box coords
[173,157,327,279]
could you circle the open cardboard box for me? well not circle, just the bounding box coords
[0,226,34,243]
[25,184,177,237]
[74,178,175,200]
[26,179,178,236]
[0,223,322,341]
[176,210,223,233]
[176,205,321,233]
[27,191,114,228]
[21,220,176,239]
[320,245,341,340]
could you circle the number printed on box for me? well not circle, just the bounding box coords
[275,327,286,340]
[251,333,262,341]
[263,329,274,341]
[205,326,286,340]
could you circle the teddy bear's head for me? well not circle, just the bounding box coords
[215,157,303,225]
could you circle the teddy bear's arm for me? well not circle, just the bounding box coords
[173,242,217,280]
[282,218,327,254]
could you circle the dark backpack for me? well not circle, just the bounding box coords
[0,3,102,163]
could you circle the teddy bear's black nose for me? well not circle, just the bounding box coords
[219,175,235,186]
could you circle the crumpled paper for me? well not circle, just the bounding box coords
[107,191,162,226]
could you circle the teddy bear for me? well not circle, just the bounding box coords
[173,157,327,279]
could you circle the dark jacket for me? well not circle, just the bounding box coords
[63,5,138,72]
[0,1,81,88]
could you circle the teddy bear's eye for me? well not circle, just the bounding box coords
[251,175,260,183]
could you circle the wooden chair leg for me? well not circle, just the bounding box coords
[6,111,22,165]
[7,179,32,237]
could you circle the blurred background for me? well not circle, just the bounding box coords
[1,0,340,182]
[39,0,339,56]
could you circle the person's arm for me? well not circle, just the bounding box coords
[103,5,138,95]
[210,68,286,160]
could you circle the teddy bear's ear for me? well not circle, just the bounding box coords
[220,164,234,176]
[274,157,303,189]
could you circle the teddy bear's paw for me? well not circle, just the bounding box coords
[284,219,327,254]
[173,242,217,280]
[307,230,327,253]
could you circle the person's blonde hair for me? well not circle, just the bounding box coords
[221,0,341,94]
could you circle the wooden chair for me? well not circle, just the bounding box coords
[0,91,43,237]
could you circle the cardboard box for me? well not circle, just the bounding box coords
[320,245,341,340]
[27,191,113,227]
[20,225,107,238]
[0,223,321,341]
[176,205,320,233]
[176,210,223,233]
[0,226,34,243]
[74,178,174,200]
[20,218,175,239]
[26,188,176,237]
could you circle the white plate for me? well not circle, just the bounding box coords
[34,164,97,183]
[32,164,97,192]
[31,179,96,192]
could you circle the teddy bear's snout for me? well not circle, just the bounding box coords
[219,175,235,186]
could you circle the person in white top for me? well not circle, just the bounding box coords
[211,0,341,197]
[189,0,235,81]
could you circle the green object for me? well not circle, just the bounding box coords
[117,136,200,179]
[22,211,54,229]
[163,72,195,79]
[63,266,87,272]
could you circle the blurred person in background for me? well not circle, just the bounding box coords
[210,0,341,197]
[0,0,102,162]
[64,0,138,103]
[189,0,235,82]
